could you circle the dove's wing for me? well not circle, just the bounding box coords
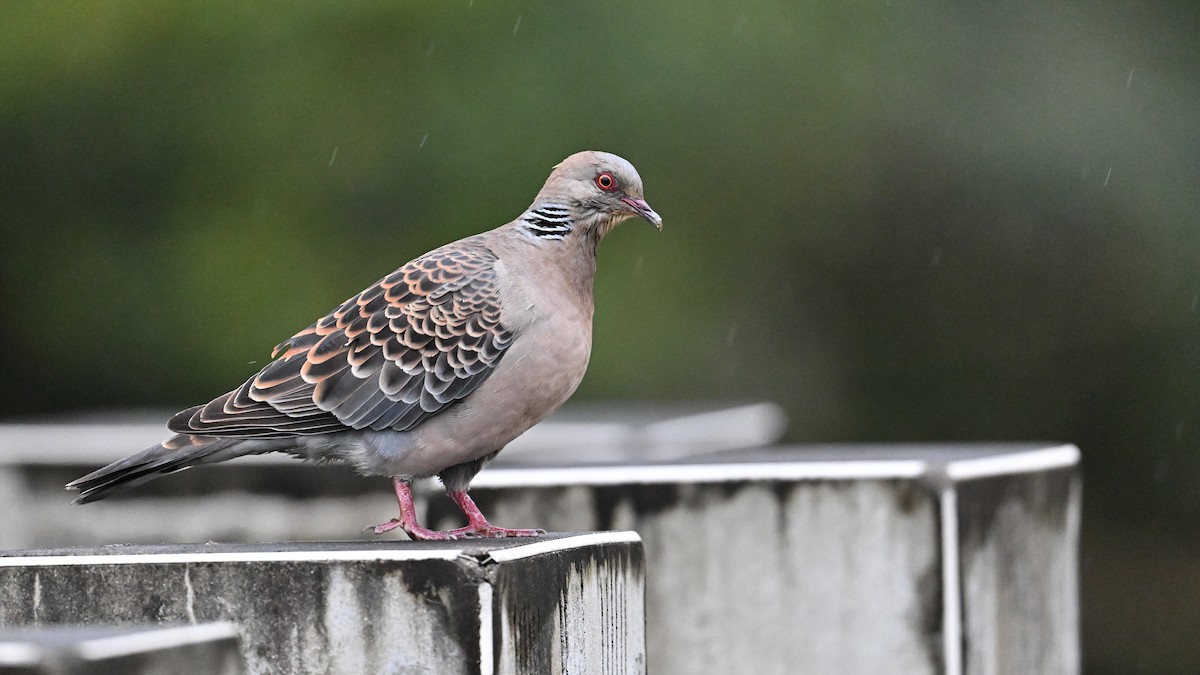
[168,241,514,439]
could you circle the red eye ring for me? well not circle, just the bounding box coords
[595,172,618,192]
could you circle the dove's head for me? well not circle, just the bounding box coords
[533,151,662,237]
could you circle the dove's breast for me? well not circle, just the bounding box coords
[394,245,596,477]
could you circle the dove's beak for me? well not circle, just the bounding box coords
[621,196,663,231]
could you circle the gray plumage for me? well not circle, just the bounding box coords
[67,150,662,539]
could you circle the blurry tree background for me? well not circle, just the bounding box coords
[2,1,1198,671]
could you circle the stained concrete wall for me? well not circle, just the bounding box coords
[455,478,942,673]
[955,468,1081,675]
[0,421,1079,675]
[452,444,1081,675]
[0,534,645,675]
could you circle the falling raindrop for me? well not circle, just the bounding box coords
[513,15,523,36]
[420,134,429,149]
[328,147,339,167]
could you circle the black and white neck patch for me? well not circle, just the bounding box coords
[521,204,573,240]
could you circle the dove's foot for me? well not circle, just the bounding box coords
[365,518,542,539]
[367,478,472,540]
[465,525,547,538]
[371,477,546,541]
[447,489,544,538]
[365,517,474,540]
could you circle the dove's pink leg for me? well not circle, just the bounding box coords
[447,490,546,538]
[368,478,473,540]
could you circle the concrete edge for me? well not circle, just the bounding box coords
[75,622,241,661]
[0,548,463,567]
[0,622,240,665]
[939,489,963,675]
[477,583,494,675]
[474,460,930,488]
[0,642,42,666]
[472,445,1080,489]
[944,444,1080,481]
[483,532,642,564]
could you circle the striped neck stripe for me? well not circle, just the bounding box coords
[521,204,574,240]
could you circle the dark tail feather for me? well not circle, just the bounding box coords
[66,434,243,504]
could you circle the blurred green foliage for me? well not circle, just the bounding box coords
[2,1,1199,671]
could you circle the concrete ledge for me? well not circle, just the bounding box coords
[0,534,646,675]
[0,426,1079,674]
[0,622,242,675]
[450,444,1081,675]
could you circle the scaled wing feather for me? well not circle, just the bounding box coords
[167,241,513,439]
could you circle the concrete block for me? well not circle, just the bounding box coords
[0,534,645,675]
[0,623,242,675]
[952,461,1081,675]
[0,417,1079,674]
[449,443,1081,675]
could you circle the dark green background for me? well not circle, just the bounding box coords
[3,2,1198,671]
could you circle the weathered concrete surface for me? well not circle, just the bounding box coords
[451,444,1081,675]
[487,539,645,674]
[459,472,943,674]
[0,534,645,675]
[0,623,243,675]
[956,468,1081,675]
[0,426,1079,675]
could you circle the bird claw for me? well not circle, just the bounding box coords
[366,518,478,541]
[372,482,546,540]
[366,519,404,535]
[469,526,546,539]
[367,522,546,540]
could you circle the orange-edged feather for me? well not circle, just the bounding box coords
[167,240,513,439]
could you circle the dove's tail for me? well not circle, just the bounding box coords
[66,434,263,504]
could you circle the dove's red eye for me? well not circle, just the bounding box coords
[595,172,618,192]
